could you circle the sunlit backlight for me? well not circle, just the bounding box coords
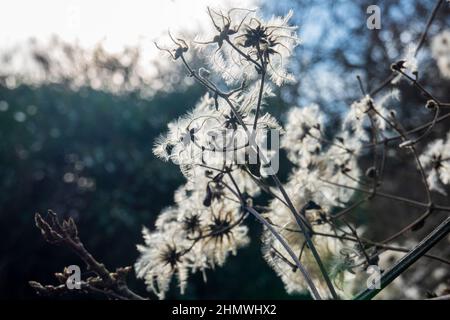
[1,0,258,54]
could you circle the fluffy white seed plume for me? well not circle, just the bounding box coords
[135,173,251,299]
[198,8,300,86]
[135,226,191,299]
[392,45,419,84]
[431,30,450,79]
[282,104,324,168]
[419,132,450,195]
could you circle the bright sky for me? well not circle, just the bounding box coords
[1,0,258,53]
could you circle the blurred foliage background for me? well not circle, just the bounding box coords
[0,0,449,299]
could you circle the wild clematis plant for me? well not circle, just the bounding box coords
[133,6,450,300]
[31,4,450,301]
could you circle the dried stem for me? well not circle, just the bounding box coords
[31,211,146,300]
